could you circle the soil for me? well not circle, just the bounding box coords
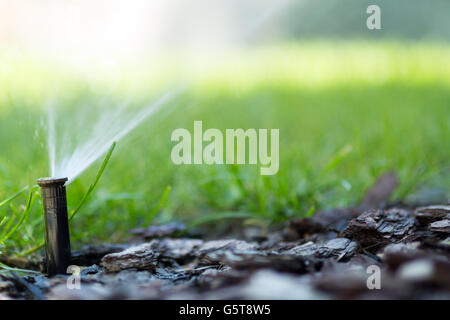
[0,173,449,300]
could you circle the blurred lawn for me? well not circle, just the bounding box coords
[0,41,449,253]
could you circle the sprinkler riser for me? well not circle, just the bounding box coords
[37,178,71,277]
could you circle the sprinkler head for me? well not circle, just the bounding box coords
[37,177,71,277]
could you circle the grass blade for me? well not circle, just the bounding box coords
[0,187,38,244]
[0,262,40,274]
[69,141,116,221]
[305,205,316,218]
[145,185,172,224]
[323,144,353,174]
[0,186,28,209]
[20,239,45,256]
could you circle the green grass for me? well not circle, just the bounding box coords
[0,41,449,256]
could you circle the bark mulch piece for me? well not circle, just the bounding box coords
[129,222,187,240]
[414,205,450,225]
[71,244,130,266]
[342,208,416,249]
[284,172,399,241]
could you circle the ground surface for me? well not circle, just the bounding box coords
[0,174,449,300]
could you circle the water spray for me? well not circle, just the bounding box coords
[36,177,71,276]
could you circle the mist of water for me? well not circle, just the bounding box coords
[43,0,293,184]
[48,88,182,183]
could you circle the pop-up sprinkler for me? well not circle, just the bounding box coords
[36,177,71,276]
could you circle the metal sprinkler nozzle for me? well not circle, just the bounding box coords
[37,177,71,277]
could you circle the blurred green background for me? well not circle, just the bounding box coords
[0,1,449,256]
